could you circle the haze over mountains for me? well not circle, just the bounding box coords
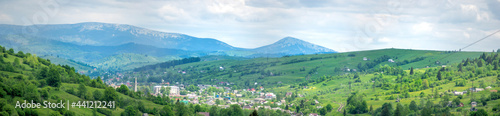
[0,22,336,70]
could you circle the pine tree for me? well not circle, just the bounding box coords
[494,61,498,70]
[250,110,258,116]
[477,60,483,67]
[437,71,442,80]
[409,100,418,112]
[410,67,414,75]
[380,103,393,116]
[394,103,404,116]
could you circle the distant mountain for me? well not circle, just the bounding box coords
[0,22,239,51]
[251,37,336,55]
[0,22,337,70]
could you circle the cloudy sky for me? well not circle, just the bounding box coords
[0,0,499,52]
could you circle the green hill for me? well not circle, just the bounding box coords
[0,46,274,116]
[127,48,482,88]
[120,48,500,115]
[2,44,499,116]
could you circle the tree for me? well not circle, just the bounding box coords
[477,60,483,67]
[122,106,138,116]
[161,86,171,95]
[160,105,174,116]
[7,48,14,55]
[346,92,368,114]
[117,85,129,95]
[494,61,498,70]
[437,71,442,80]
[470,109,488,116]
[38,67,48,80]
[409,100,418,112]
[452,97,461,107]
[394,103,405,116]
[24,84,41,103]
[104,87,118,102]
[380,103,392,116]
[78,83,89,100]
[194,104,202,113]
[369,105,373,112]
[326,104,333,112]
[187,85,200,92]
[421,106,431,116]
[422,79,429,89]
[410,67,414,75]
[296,106,300,113]
[249,110,258,116]
[180,90,187,95]
[209,106,218,116]
[13,58,20,67]
[93,90,103,101]
[47,67,61,88]
[319,107,327,115]
[229,104,243,116]
[175,100,188,116]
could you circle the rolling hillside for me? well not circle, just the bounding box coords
[127,48,482,87]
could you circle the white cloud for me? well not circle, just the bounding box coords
[0,0,498,52]
[0,13,12,23]
[412,22,433,34]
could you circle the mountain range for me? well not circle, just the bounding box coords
[0,22,336,70]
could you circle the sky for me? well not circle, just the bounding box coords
[0,0,499,52]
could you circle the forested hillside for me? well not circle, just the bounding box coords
[124,49,482,89]
[268,52,500,115]
[0,46,279,116]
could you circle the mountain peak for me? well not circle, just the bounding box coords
[276,37,305,44]
[252,37,336,55]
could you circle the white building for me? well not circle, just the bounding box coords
[153,86,180,96]
[454,91,463,95]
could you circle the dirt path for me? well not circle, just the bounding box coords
[333,101,344,112]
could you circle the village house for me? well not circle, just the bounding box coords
[281,100,286,104]
[265,93,276,99]
[243,105,253,110]
[309,113,320,116]
[471,102,477,107]
[254,98,265,103]
[153,86,180,96]
[458,103,464,107]
[453,91,464,95]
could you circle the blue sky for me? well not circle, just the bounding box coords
[0,0,499,52]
